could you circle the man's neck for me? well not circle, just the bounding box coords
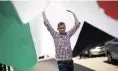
[59,32,67,35]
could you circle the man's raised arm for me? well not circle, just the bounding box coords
[67,10,80,37]
[42,11,57,37]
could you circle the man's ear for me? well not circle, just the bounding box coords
[57,28,59,31]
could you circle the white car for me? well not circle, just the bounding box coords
[85,46,105,57]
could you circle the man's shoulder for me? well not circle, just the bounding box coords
[54,31,59,36]
[66,32,69,35]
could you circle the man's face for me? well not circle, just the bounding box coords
[58,24,66,34]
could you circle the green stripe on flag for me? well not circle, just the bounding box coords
[0,1,37,70]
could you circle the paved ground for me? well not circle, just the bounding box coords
[12,56,118,71]
[74,56,118,71]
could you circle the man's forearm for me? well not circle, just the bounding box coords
[72,13,79,25]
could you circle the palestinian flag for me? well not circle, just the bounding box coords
[1,1,117,70]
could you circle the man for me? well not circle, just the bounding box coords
[42,10,80,71]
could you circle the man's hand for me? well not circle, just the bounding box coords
[42,11,45,16]
[66,10,74,14]
[42,10,47,21]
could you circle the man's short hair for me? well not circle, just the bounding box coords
[58,22,65,28]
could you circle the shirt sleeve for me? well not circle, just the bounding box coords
[44,20,57,38]
[67,22,80,38]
